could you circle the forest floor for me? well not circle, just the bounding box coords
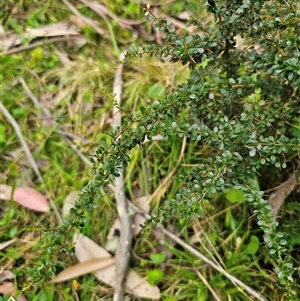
[1,1,299,301]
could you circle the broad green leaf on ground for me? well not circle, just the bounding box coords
[150,252,166,264]
[0,184,49,212]
[146,269,164,286]
[225,189,245,203]
[245,235,260,255]
[73,233,161,299]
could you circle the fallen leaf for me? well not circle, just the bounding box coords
[50,257,115,283]
[135,195,150,213]
[26,23,79,38]
[17,295,28,301]
[0,270,14,283]
[0,184,49,212]
[74,233,160,299]
[268,167,300,217]
[0,282,14,294]
[1,23,79,51]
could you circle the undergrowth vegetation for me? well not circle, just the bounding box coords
[1,0,300,301]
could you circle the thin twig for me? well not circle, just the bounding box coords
[78,0,144,29]
[61,0,105,36]
[111,52,132,301]
[192,218,226,270]
[4,36,82,55]
[0,101,62,224]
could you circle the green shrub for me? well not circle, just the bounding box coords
[28,0,299,298]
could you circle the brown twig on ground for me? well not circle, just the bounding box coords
[78,0,144,29]
[4,36,82,55]
[111,52,133,301]
[0,101,62,224]
[61,0,105,36]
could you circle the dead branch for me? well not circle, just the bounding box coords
[61,0,105,36]
[5,36,82,55]
[78,0,144,29]
[111,52,133,301]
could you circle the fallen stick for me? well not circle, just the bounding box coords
[111,52,133,301]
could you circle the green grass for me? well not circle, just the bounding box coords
[1,1,299,300]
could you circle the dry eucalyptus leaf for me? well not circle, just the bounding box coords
[0,282,14,295]
[268,169,300,217]
[2,23,79,51]
[25,23,79,37]
[0,270,14,283]
[0,184,49,212]
[106,195,150,241]
[50,257,115,283]
[73,233,160,299]
[125,271,161,299]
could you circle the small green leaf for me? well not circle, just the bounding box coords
[146,269,164,285]
[150,252,166,264]
[185,35,193,44]
[245,235,260,255]
[249,149,256,157]
[171,121,178,128]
